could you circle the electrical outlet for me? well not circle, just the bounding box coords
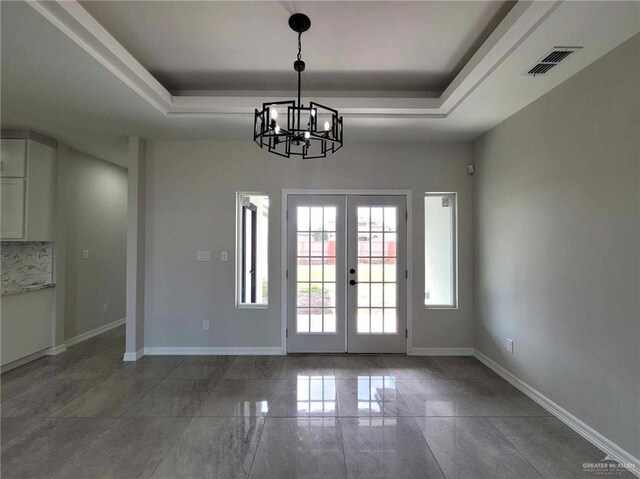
[221,251,228,262]
[506,338,514,353]
[203,320,210,331]
[196,251,211,262]
[83,250,89,259]
[102,303,108,313]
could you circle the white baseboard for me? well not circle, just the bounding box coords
[65,317,126,348]
[46,344,67,355]
[410,347,474,356]
[474,349,639,477]
[144,347,284,356]
[123,349,144,361]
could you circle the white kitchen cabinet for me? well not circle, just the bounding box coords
[0,139,27,177]
[1,179,26,239]
[0,138,55,241]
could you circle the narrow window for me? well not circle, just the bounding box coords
[237,193,269,306]
[424,193,457,308]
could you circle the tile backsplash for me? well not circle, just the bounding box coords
[1,242,53,293]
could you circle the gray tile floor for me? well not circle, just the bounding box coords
[1,326,634,478]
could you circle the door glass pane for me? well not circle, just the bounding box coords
[357,309,370,333]
[323,207,336,231]
[297,207,310,231]
[323,283,336,307]
[310,207,323,231]
[297,283,309,307]
[358,283,370,307]
[297,308,310,333]
[356,205,399,335]
[357,259,370,282]
[297,259,310,282]
[384,207,397,231]
[323,311,336,333]
[370,284,383,307]
[383,309,397,334]
[384,283,396,307]
[371,308,383,333]
[370,207,384,231]
[296,205,340,334]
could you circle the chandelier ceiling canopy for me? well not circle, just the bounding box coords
[253,13,344,159]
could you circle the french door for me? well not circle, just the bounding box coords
[287,194,407,353]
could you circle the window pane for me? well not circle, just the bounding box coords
[237,194,269,305]
[425,194,456,307]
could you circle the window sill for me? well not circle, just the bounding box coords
[236,304,269,310]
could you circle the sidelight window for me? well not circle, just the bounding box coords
[237,193,269,306]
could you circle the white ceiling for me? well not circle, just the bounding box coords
[79,1,514,93]
[1,1,638,168]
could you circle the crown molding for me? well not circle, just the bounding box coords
[28,0,559,119]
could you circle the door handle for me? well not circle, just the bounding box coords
[349,279,358,286]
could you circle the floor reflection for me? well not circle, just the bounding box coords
[296,375,337,415]
[357,376,397,413]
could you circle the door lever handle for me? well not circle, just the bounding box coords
[349,279,358,286]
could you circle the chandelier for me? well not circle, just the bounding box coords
[253,13,344,159]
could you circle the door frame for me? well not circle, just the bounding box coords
[281,189,413,354]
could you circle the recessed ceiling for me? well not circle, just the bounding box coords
[1,1,638,167]
[79,0,515,94]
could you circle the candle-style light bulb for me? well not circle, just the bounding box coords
[324,120,330,131]
[275,125,280,134]
[304,131,311,139]
[270,108,278,120]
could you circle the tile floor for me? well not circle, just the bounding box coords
[0,326,634,478]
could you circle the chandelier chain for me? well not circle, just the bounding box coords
[297,32,302,61]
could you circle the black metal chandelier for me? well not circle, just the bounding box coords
[253,13,343,159]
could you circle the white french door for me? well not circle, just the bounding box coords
[286,194,407,353]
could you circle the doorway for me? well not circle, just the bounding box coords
[286,193,407,353]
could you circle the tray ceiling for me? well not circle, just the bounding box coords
[79,0,515,94]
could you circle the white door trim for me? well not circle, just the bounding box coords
[281,189,413,354]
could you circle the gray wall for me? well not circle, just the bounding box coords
[473,35,639,458]
[65,149,127,339]
[144,140,473,350]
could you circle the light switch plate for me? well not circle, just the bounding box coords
[83,250,89,259]
[196,251,211,262]
[203,320,210,331]
[506,338,514,353]
[221,251,228,262]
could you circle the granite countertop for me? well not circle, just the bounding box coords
[1,283,55,296]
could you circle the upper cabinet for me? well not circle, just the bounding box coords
[0,139,55,241]
[0,140,27,177]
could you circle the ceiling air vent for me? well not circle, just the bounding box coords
[524,47,582,77]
